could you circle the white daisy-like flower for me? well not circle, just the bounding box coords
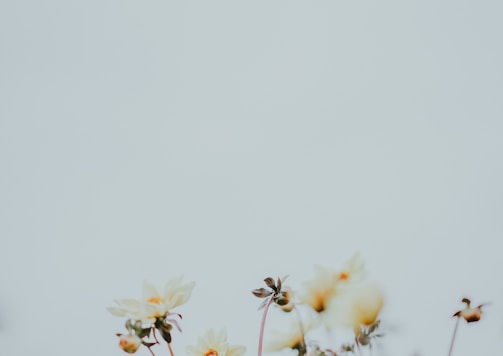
[107,276,195,324]
[186,328,246,356]
[141,277,195,323]
[107,298,142,320]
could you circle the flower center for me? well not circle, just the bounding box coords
[204,348,219,356]
[339,272,349,280]
[147,296,162,304]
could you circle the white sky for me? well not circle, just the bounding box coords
[1,1,502,356]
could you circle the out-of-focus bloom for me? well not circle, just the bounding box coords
[118,334,141,354]
[326,283,384,329]
[453,298,484,323]
[298,265,339,313]
[337,253,366,285]
[265,318,314,353]
[186,328,246,356]
[108,277,195,324]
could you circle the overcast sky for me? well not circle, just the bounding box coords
[1,1,502,356]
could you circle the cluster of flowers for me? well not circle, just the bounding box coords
[107,276,244,356]
[108,254,485,356]
[252,253,384,356]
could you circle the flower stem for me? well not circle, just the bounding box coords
[167,343,175,356]
[448,317,460,356]
[258,296,274,356]
[293,306,307,354]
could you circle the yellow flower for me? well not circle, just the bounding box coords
[118,334,141,354]
[299,265,339,313]
[186,328,246,356]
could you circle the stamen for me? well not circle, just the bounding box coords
[204,348,218,356]
[147,296,162,304]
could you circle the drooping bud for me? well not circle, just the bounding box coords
[453,298,484,323]
[118,334,141,354]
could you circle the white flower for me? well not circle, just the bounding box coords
[141,277,195,323]
[265,318,314,353]
[186,328,246,356]
[118,334,142,354]
[326,283,384,329]
[107,276,195,324]
[107,299,142,320]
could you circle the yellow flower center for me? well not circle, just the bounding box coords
[147,296,162,304]
[204,349,219,356]
[339,272,349,280]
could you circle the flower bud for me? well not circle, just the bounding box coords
[119,334,141,354]
[453,298,484,323]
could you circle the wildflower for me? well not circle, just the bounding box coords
[186,328,246,356]
[108,277,195,324]
[142,277,195,323]
[118,333,142,354]
[252,276,291,309]
[448,298,486,356]
[265,318,314,355]
[298,266,339,313]
[108,299,142,320]
[326,283,384,329]
[453,298,484,323]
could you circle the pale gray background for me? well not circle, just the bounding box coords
[1,1,502,355]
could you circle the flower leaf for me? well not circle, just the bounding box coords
[264,277,276,290]
[252,288,272,298]
[142,341,157,348]
[158,323,172,343]
[137,327,152,339]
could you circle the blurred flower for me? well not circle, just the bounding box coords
[299,265,338,313]
[326,283,384,329]
[337,253,366,285]
[453,298,484,323]
[265,318,313,354]
[118,334,142,354]
[186,328,246,356]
